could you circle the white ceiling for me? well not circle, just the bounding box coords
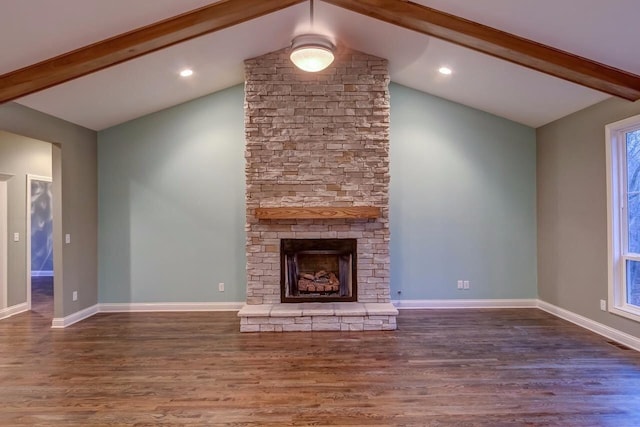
[2,0,639,130]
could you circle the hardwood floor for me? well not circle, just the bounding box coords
[30,276,54,318]
[1,308,639,426]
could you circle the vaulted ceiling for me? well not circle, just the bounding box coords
[1,0,639,130]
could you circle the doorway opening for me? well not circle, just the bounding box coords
[27,175,53,318]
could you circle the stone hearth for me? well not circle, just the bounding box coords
[239,303,397,332]
[238,45,397,332]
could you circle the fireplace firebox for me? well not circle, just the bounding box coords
[280,239,357,303]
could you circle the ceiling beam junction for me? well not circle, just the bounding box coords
[322,0,640,101]
[1,0,640,103]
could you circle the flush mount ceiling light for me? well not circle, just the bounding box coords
[290,34,335,72]
[289,0,335,72]
[179,68,193,77]
[438,66,452,75]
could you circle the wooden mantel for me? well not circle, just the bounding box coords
[255,206,380,220]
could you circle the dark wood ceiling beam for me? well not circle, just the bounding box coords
[3,0,640,103]
[322,0,640,101]
[0,0,305,104]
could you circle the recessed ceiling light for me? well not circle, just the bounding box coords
[179,69,193,77]
[438,67,452,75]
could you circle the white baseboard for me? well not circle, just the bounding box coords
[51,304,99,328]
[47,302,244,328]
[99,302,245,312]
[31,270,54,277]
[29,297,640,352]
[392,298,538,309]
[0,302,29,320]
[537,300,640,352]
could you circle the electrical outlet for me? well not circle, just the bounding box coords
[218,282,225,292]
[13,232,19,242]
[463,280,470,290]
[72,291,78,301]
[600,299,607,311]
[457,280,464,289]
[65,234,71,244]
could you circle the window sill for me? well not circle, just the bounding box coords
[609,305,640,323]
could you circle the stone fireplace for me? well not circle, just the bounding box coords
[238,45,398,332]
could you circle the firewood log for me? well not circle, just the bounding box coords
[298,278,313,291]
[314,270,328,279]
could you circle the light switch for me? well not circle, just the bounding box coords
[13,232,19,242]
[65,234,71,244]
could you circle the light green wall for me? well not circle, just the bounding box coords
[538,97,640,339]
[98,82,537,304]
[0,103,97,318]
[389,83,537,300]
[0,131,52,307]
[98,85,246,303]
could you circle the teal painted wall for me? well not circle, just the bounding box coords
[98,85,246,303]
[389,83,537,300]
[98,82,537,303]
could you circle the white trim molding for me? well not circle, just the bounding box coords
[99,302,245,313]
[0,174,12,311]
[26,174,53,313]
[51,304,99,328]
[605,114,640,323]
[537,300,640,352]
[31,297,640,353]
[392,299,538,309]
[47,302,245,328]
[0,302,29,320]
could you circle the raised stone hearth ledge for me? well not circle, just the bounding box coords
[238,302,398,332]
[255,206,380,220]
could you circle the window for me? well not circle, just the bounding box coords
[606,114,640,322]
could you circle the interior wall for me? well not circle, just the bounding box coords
[98,82,537,304]
[0,102,97,318]
[98,85,246,303]
[537,97,640,339]
[0,131,52,307]
[389,83,537,300]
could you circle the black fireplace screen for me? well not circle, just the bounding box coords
[281,239,357,303]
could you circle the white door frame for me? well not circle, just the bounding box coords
[26,174,53,310]
[0,173,13,309]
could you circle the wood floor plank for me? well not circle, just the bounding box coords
[1,308,639,426]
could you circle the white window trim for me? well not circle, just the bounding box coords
[606,113,640,323]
